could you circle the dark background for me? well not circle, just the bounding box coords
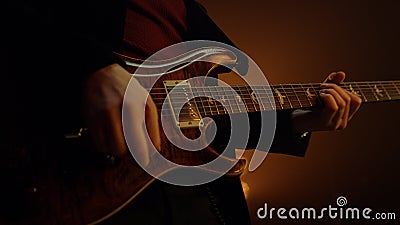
[198,0,399,224]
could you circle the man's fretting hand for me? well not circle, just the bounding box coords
[292,71,362,133]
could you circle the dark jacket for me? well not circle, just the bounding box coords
[4,1,311,224]
[5,0,310,155]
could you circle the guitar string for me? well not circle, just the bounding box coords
[150,88,400,117]
[145,83,400,94]
[150,90,400,116]
[149,87,400,100]
[149,86,400,106]
[137,82,400,116]
[147,87,400,102]
[146,85,400,97]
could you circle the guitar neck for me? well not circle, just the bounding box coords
[191,80,400,116]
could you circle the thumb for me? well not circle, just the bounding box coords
[324,71,346,84]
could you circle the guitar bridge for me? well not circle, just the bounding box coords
[163,80,203,128]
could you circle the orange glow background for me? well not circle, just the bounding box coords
[198,1,400,224]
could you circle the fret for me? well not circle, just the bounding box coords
[165,80,400,118]
[279,84,292,109]
[354,83,367,102]
[392,81,400,100]
[265,87,276,110]
[218,100,228,115]
[196,87,218,116]
[206,86,216,115]
[219,86,233,114]
[378,82,391,101]
[344,83,361,98]
[236,89,247,113]
[379,82,396,101]
[228,89,242,113]
[273,85,289,110]
[295,84,314,108]
[233,87,245,112]
[208,90,218,115]
[260,86,272,111]
[290,84,303,108]
[193,99,204,116]
[246,85,260,112]
[373,83,383,101]
[300,84,312,107]
[255,86,269,111]
[213,96,221,115]
[246,86,261,112]
[215,86,228,115]
[383,83,397,101]
[345,82,398,103]
[379,81,400,101]
[196,87,208,116]
[226,88,239,114]
[215,86,224,114]
[280,84,293,109]
[206,86,217,115]
[305,84,317,107]
[196,87,206,116]
[239,86,256,113]
[372,83,385,101]
[310,84,320,105]
[358,86,370,102]
[361,84,375,102]
[292,84,309,108]
[271,86,283,110]
[232,87,246,113]
[225,86,241,114]
[311,84,320,107]
[366,83,379,102]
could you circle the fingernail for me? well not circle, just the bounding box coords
[320,83,328,88]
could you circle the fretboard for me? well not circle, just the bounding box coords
[189,80,400,116]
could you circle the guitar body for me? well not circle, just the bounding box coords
[10,49,246,225]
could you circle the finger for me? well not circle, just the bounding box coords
[320,88,347,129]
[323,71,346,84]
[107,107,128,156]
[129,78,161,151]
[318,92,339,129]
[123,105,151,166]
[348,93,362,121]
[321,83,351,128]
[123,77,157,166]
[145,96,161,152]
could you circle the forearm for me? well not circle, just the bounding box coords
[268,110,311,157]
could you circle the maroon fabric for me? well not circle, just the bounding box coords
[122,0,188,59]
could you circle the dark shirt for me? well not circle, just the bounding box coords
[122,0,188,58]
